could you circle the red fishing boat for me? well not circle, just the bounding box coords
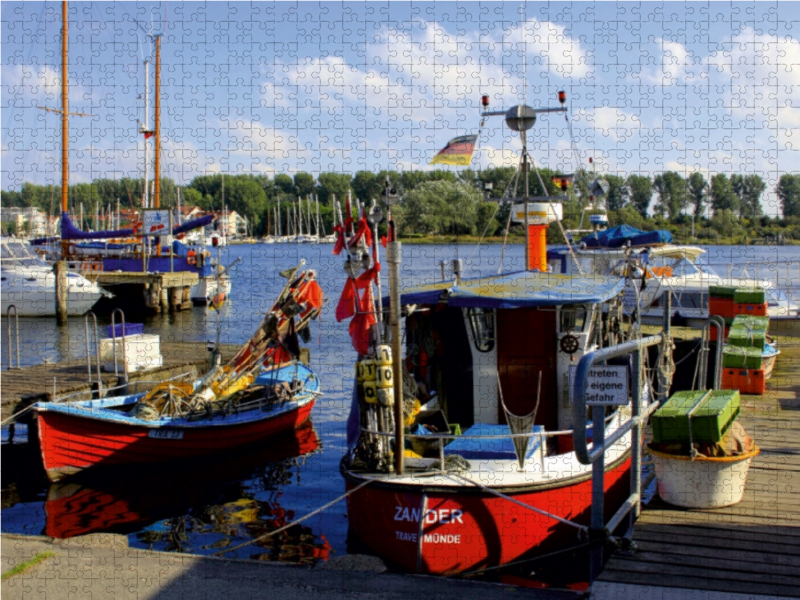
[44,421,321,539]
[35,263,324,482]
[336,94,653,576]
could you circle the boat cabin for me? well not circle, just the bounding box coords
[395,270,625,455]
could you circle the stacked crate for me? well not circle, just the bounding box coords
[651,389,741,447]
[708,285,736,341]
[721,291,769,395]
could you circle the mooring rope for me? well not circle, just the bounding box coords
[215,477,372,556]
[1,403,34,426]
[444,473,588,534]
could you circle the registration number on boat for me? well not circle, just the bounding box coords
[148,429,184,439]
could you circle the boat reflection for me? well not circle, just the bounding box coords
[44,421,329,563]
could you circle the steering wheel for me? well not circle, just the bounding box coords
[560,334,580,355]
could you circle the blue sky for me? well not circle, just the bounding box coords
[2,1,800,214]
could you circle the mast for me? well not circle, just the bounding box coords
[141,57,151,209]
[153,34,161,209]
[60,1,69,256]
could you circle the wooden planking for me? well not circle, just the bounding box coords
[0,342,238,422]
[599,340,800,598]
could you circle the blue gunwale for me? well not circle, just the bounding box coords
[34,361,320,429]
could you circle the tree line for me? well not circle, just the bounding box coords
[4,169,800,241]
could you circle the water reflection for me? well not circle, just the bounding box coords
[39,422,327,562]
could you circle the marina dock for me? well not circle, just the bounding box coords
[2,330,799,596]
[0,342,237,423]
[84,270,199,313]
[599,337,800,598]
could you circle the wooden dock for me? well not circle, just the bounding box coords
[599,338,800,597]
[84,270,199,313]
[0,342,238,422]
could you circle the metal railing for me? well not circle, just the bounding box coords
[55,370,197,405]
[84,311,102,398]
[728,259,800,292]
[359,409,622,476]
[5,305,20,370]
[110,308,128,379]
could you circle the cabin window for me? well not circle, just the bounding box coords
[560,307,588,333]
[467,308,494,352]
[674,292,703,309]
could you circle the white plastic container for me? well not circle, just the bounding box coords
[100,333,163,373]
[650,446,760,508]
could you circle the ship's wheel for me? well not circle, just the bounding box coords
[560,334,580,355]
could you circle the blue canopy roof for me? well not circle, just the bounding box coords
[391,270,624,309]
[579,224,673,249]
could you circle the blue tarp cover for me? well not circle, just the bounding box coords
[60,212,214,240]
[579,224,673,248]
[444,424,543,460]
[388,270,624,308]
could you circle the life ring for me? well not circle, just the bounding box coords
[187,251,197,266]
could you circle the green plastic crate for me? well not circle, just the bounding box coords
[651,389,740,443]
[732,315,769,332]
[722,345,764,369]
[734,287,766,305]
[709,285,737,299]
[727,326,766,350]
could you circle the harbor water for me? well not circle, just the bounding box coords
[3,242,800,581]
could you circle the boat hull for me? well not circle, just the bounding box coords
[37,398,315,482]
[342,454,631,575]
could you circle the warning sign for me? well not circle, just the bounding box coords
[569,365,629,406]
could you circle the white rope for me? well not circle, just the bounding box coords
[445,473,588,534]
[216,477,373,556]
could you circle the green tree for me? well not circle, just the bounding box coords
[710,173,738,215]
[294,172,316,198]
[475,202,501,236]
[351,170,379,203]
[777,174,800,217]
[181,187,206,209]
[221,176,268,232]
[316,172,352,206]
[626,174,652,215]
[603,174,627,211]
[478,166,517,199]
[273,174,295,195]
[687,172,707,218]
[652,172,687,220]
[397,180,480,235]
[733,174,765,219]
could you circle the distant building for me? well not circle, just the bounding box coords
[0,207,48,236]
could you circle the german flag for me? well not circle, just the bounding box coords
[430,134,478,166]
[551,174,574,192]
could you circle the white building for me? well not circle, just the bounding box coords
[0,207,48,236]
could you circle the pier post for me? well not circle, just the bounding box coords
[159,284,169,313]
[54,260,68,324]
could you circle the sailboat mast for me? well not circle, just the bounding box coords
[143,58,151,209]
[60,1,69,256]
[153,34,161,209]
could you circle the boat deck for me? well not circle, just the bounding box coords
[599,338,800,597]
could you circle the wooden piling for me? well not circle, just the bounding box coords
[54,260,68,324]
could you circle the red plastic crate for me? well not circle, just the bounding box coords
[734,302,768,317]
[709,326,730,342]
[709,297,736,318]
[721,368,766,395]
